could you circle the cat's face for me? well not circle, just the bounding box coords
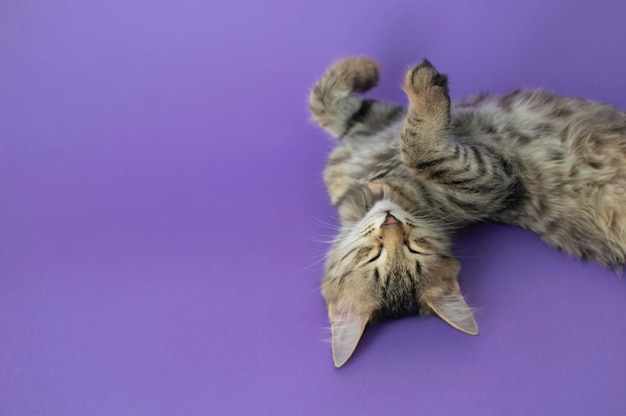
[322,200,478,367]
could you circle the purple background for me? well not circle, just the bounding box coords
[3,0,626,414]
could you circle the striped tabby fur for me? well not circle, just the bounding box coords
[310,56,626,367]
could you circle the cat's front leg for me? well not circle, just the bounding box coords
[400,59,452,172]
[400,60,522,217]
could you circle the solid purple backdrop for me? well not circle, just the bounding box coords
[2,0,626,414]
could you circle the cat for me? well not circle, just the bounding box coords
[309,56,626,367]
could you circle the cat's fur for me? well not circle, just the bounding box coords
[309,56,626,367]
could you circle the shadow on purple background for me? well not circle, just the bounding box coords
[2,1,626,414]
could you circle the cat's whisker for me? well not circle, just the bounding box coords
[311,216,342,231]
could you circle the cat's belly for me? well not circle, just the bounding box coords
[496,163,626,268]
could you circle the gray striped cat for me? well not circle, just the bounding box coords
[309,56,626,367]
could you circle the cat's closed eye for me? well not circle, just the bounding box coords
[365,246,382,264]
[406,243,426,255]
[406,239,435,255]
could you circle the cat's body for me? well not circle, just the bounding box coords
[310,57,626,367]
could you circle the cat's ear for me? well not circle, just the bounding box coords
[328,302,369,368]
[424,291,478,335]
[423,257,478,335]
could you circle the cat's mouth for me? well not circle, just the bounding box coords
[382,212,400,226]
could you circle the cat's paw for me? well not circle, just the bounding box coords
[329,56,380,93]
[405,59,448,93]
[403,59,450,112]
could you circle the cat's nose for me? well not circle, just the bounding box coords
[383,212,400,226]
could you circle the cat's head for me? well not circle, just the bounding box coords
[322,199,477,367]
